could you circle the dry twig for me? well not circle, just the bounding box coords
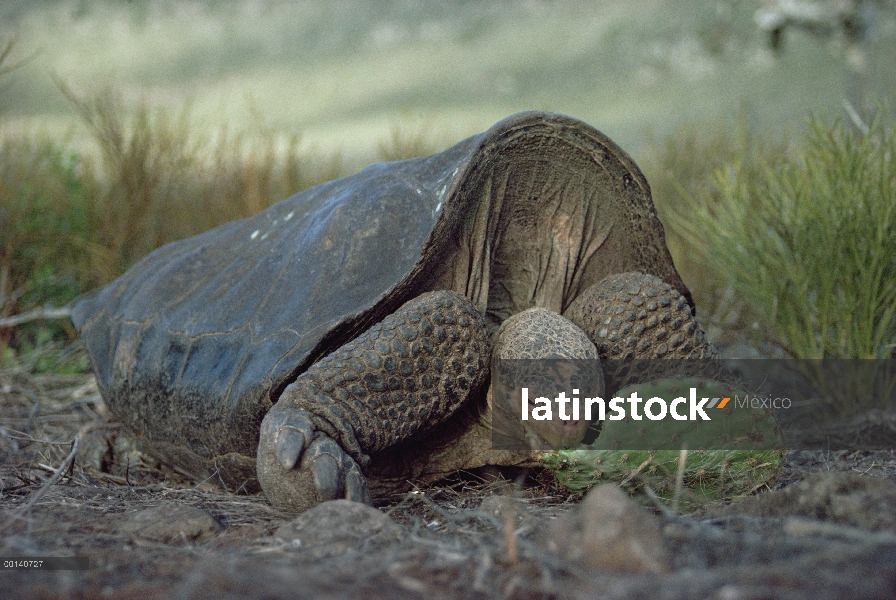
[0,422,94,533]
[0,306,73,329]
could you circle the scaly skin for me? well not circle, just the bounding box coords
[257,290,490,514]
[565,272,715,361]
[564,272,717,392]
[256,276,718,514]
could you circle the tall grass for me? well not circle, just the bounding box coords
[1,39,92,368]
[59,83,345,279]
[643,120,794,348]
[377,118,447,162]
[660,113,896,359]
[0,132,92,311]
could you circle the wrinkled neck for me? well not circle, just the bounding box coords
[421,124,684,331]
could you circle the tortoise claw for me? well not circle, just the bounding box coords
[262,409,315,470]
[309,440,342,501]
[275,427,306,470]
[307,436,369,504]
[345,464,372,505]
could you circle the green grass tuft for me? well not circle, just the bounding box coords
[642,118,794,349]
[658,112,896,359]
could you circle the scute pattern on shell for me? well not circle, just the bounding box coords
[564,272,715,361]
[277,290,490,460]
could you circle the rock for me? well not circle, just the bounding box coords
[124,503,222,543]
[479,495,518,517]
[547,483,669,574]
[274,500,405,559]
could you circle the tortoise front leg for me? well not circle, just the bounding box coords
[257,290,490,514]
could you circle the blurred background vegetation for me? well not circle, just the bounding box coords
[0,0,894,370]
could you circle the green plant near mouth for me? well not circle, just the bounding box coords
[665,112,896,359]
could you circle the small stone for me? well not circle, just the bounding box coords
[124,504,222,544]
[547,484,668,574]
[275,500,405,559]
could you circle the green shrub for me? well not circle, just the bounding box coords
[0,131,100,366]
[662,113,896,359]
[642,119,794,347]
[0,134,94,308]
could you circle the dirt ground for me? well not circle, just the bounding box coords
[3,365,896,600]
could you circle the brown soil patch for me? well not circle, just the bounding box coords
[4,363,896,599]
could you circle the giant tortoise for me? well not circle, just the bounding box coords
[71,111,713,514]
